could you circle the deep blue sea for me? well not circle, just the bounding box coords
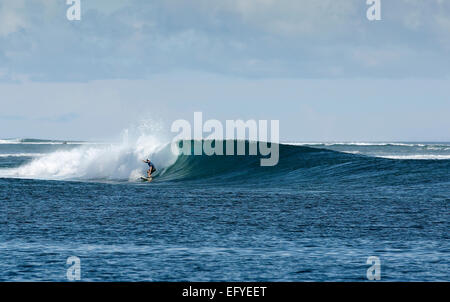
[0,139,449,281]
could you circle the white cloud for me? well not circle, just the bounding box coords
[150,0,360,36]
[0,0,450,80]
[230,0,359,36]
[0,0,27,36]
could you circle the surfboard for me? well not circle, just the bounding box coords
[140,176,152,182]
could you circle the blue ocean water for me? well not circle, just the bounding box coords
[0,139,449,281]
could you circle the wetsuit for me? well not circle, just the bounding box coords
[147,161,156,173]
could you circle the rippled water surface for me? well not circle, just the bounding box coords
[0,141,449,281]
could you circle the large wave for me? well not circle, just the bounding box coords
[1,137,449,186]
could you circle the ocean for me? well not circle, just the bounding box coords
[0,138,449,281]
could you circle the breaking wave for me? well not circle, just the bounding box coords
[0,137,449,186]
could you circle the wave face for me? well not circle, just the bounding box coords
[1,139,449,186]
[156,141,450,186]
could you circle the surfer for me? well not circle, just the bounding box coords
[143,159,156,178]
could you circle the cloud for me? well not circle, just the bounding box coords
[0,0,27,36]
[145,0,360,36]
[0,0,449,81]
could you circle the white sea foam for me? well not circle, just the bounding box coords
[0,141,103,145]
[0,124,177,181]
[375,155,450,160]
[0,153,45,158]
[0,139,20,144]
[286,142,438,147]
[341,151,361,155]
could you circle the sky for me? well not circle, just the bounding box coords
[0,0,449,141]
